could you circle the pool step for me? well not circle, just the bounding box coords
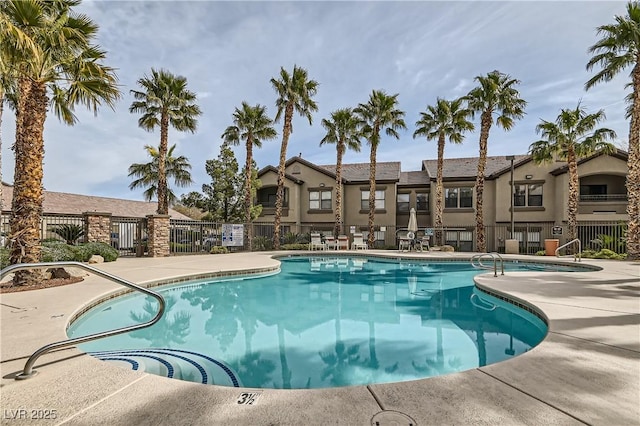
[89,348,240,387]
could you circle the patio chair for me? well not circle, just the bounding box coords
[396,229,412,252]
[325,236,337,250]
[417,235,431,252]
[352,233,367,250]
[309,233,326,251]
[337,235,349,250]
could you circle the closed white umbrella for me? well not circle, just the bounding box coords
[407,208,418,234]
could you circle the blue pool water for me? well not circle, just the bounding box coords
[68,257,564,389]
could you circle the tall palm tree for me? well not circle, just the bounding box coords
[320,108,362,237]
[464,70,526,252]
[586,1,640,260]
[128,144,193,205]
[1,0,120,286]
[529,104,616,242]
[222,102,277,250]
[354,90,406,248]
[130,68,201,215]
[270,65,319,249]
[413,98,474,246]
[0,52,17,214]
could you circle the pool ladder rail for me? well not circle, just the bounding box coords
[470,252,505,277]
[0,261,166,380]
[555,238,582,262]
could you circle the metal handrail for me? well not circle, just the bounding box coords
[470,252,504,277]
[0,261,166,380]
[555,238,582,262]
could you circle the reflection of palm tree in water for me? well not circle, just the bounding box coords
[228,352,275,388]
[130,296,191,346]
[412,291,463,376]
[277,323,292,389]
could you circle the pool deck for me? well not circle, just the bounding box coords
[1,251,638,425]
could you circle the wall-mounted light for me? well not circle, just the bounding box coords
[525,174,533,180]
[319,183,325,187]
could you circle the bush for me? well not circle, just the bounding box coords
[41,241,78,262]
[281,243,309,250]
[253,236,273,251]
[209,246,229,254]
[535,250,546,256]
[75,242,119,262]
[0,248,9,269]
[50,224,85,245]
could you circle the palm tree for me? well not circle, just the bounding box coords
[222,102,277,250]
[320,108,362,237]
[270,65,319,249]
[354,90,406,248]
[1,0,120,286]
[0,53,17,214]
[128,144,193,205]
[464,70,526,252]
[529,104,616,242]
[130,68,201,215]
[586,1,640,260]
[413,98,474,246]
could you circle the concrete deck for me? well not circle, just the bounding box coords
[1,252,638,425]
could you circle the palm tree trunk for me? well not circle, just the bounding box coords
[1,98,4,213]
[273,103,294,250]
[334,141,344,238]
[10,78,47,286]
[567,145,579,242]
[475,111,492,253]
[367,140,378,248]
[157,112,169,215]
[245,137,254,251]
[627,61,640,260]
[435,134,445,246]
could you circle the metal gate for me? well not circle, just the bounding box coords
[111,216,147,257]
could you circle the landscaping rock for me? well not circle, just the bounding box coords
[47,267,71,279]
[88,255,104,264]
[441,245,455,252]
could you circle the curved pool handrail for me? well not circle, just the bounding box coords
[0,261,166,380]
[470,252,504,277]
[555,238,581,262]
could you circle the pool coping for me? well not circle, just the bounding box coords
[1,251,638,425]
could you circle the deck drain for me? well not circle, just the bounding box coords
[371,410,417,426]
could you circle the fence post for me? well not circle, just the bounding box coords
[83,212,112,245]
[146,215,170,257]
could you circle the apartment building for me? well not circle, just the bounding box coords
[256,150,629,251]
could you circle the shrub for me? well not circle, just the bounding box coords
[0,248,9,269]
[210,246,229,254]
[75,242,119,262]
[41,241,78,262]
[253,236,273,251]
[281,243,309,250]
[581,249,627,260]
[535,250,546,256]
[50,224,85,245]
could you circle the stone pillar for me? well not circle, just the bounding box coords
[147,214,170,257]
[83,212,112,244]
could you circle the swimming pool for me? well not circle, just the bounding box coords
[68,256,584,389]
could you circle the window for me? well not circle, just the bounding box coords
[309,190,332,210]
[397,193,410,212]
[361,190,385,210]
[445,187,473,208]
[514,184,543,207]
[416,193,429,211]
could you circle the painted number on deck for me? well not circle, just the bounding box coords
[237,392,262,405]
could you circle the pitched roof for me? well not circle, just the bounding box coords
[399,171,430,186]
[319,162,401,182]
[1,183,192,219]
[549,148,629,176]
[421,155,530,180]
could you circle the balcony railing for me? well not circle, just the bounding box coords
[579,194,627,202]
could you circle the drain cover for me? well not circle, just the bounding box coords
[371,410,417,426]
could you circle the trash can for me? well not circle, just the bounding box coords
[544,239,560,256]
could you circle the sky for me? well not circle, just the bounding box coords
[0,0,630,202]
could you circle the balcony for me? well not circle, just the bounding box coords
[578,193,628,215]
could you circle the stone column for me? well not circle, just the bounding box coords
[83,212,112,244]
[147,214,170,257]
